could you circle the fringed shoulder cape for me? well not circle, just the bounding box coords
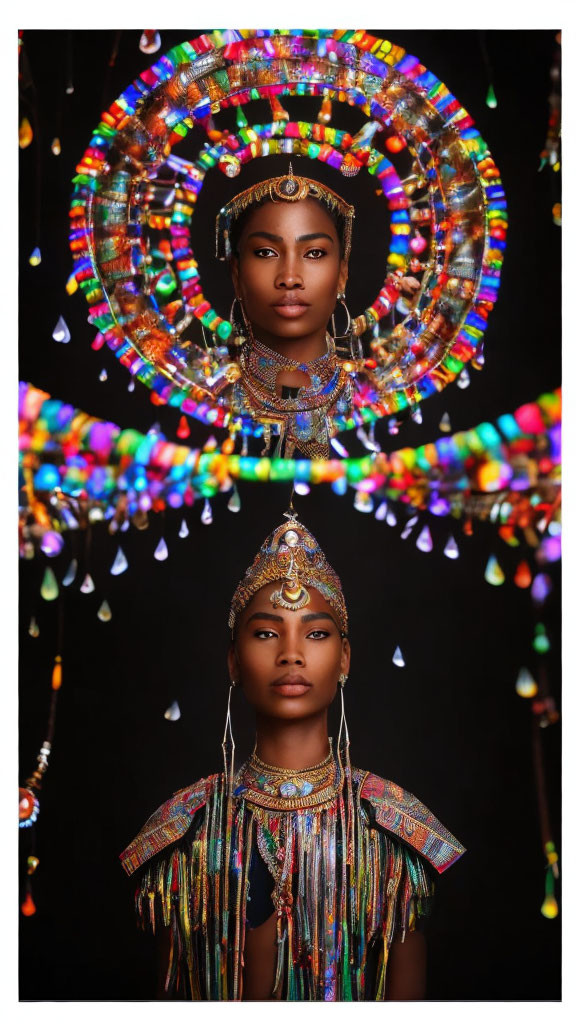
[120,765,464,1000]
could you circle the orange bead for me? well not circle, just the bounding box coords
[514,561,532,589]
[21,892,36,917]
[176,415,190,440]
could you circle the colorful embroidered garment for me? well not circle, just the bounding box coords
[120,755,464,1000]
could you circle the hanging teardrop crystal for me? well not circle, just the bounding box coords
[97,600,112,622]
[99,369,108,382]
[416,525,433,552]
[40,567,59,601]
[443,535,459,560]
[62,558,78,586]
[392,646,405,668]
[401,515,419,540]
[457,367,470,389]
[485,555,505,586]
[375,501,387,521]
[201,499,213,525]
[28,616,40,638]
[154,537,168,561]
[110,547,128,575]
[164,700,181,721]
[515,667,537,698]
[178,518,189,539]
[385,507,397,527]
[227,486,241,513]
[439,412,451,432]
[80,573,95,594]
[354,490,374,513]
[52,316,71,344]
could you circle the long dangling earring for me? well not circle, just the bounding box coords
[337,673,356,884]
[230,296,253,347]
[222,680,237,795]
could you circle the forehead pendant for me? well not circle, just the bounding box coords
[270,527,311,612]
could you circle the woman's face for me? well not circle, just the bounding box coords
[230,198,348,348]
[228,581,350,722]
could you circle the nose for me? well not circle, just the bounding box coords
[275,257,303,290]
[276,638,305,666]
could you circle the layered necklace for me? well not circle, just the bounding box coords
[234,335,353,458]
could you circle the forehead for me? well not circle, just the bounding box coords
[238,581,337,625]
[240,197,337,238]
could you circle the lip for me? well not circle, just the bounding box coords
[271,674,312,697]
[272,297,310,318]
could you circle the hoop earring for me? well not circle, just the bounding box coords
[222,681,236,796]
[331,296,363,361]
[230,296,253,346]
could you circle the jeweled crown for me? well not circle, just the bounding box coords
[229,511,348,633]
[216,164,355,261]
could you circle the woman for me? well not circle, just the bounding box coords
[211,165,419,458]
[121,511,464,1000]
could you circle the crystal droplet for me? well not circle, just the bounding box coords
[154,537,168,561]
[294,481,310,496]
[27,856,39,875]
[40,567,59,601]
[486,83,498,109]
[120,518,130,532]
[52,316,70,344]
[201,499,213,526]
[410,405,423,424]
[416,525,433,552]
[514,561,532,589]
[65,271,77,295]
[354,490,374,513]
[485,555,505,586]
[21,892,36,917]
[439,412,451,432]
[80,573,95,594]
[443,535,459,560]
[533,623,550,654]
[331,476,347,496]
[19,116,33,148]
[110,547,128,575]
[385,508,397,527]
[164,700,181,721]
[97,600,112,622]
[457,367,470,389]
[139,30,161,54]
[51,656,62,690]
[127,380,135,393]
[29,246,41,267]
[62,561,77,585]
[392,646,405,668]
[541,895,559,920]
[179,518,189,539]
[531,573,552,605]
[515,667,538,699]
[99,369,108,382]
[28,616,39,638]
[227,487,241,513]
[375,501,387,521]
[51,136,61,156]
[176,415,190,440]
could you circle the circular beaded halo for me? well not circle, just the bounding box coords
[70,30,506,436]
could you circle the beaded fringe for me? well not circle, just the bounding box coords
[135,773,434,1000]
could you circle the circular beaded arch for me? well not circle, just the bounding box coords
[70,30,506,433]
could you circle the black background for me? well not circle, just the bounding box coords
[19,29,561,1000]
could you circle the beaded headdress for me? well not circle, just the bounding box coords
[229,511,348,634]
[216,164,355,262]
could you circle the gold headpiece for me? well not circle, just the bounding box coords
[229,510,348,634]
[216,164,355,262]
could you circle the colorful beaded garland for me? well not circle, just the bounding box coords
[70,30,506,440]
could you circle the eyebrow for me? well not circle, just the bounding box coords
[245,231,335,244]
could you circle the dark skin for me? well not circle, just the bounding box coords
[230,198,348,391]
[156,582,426,999]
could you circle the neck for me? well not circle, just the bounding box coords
[253,329,328,363]
[253,712,332,770]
